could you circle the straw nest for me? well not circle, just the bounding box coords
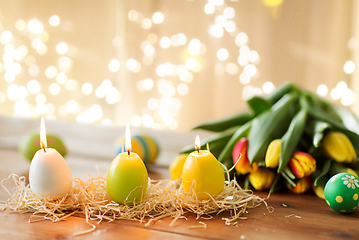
[0,169,272,236]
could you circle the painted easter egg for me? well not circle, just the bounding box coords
[18,132,67,162]
[114,134,160,164]
[324,173,359,213]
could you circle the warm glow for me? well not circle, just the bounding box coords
[40,117,47,150]
[195,135,201,151]
[125,124,131,153]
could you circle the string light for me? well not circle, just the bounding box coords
[1,2,354,131]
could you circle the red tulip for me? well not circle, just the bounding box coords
[232,138,258,174]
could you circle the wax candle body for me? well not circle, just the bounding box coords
[182,150,225,200]
[29,148,72,199]
[106,152,148,205]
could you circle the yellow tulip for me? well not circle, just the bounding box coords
[312,186,325,199]
[265,139,281,168]
[248,168,275,190]
[288,152,316,178]
[169,153,189,180]
[322,131,357,163]
[346,168,359,178]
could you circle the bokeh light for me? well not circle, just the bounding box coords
[27,80,41,94]
[49,83,60,95]
[152,12,164,24]
[56,42,68,54]
[217,48,229,61]
[82,82,93,95]
[210,25,224,38]
[262,82,275,94]
[204,3,215,14]
[49,15,61,26]
[344,60,355,74]
[109,59,120,72]
[28,19,44,34]
[317,84,328,97]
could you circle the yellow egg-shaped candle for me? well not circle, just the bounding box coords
[106,124,148,205]
[182,136,225,200]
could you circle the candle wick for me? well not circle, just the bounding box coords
[197,149,200,153]
[40,142,46,153]
[127,150,130,155]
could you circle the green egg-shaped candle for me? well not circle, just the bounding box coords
[107,125,148,205]
[324,173,359,213]
[18,132,67,161]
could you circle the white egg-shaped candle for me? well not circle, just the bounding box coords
[29,117,72,199]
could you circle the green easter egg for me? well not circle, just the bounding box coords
[324,173,359,213]
[18,132,67,161]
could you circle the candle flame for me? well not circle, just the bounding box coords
[40,117,47,151]
[195,135,201,151]
[125,124,131,154]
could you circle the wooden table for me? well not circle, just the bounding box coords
[0,148,359,240]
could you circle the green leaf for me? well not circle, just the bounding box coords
[313,159,332,186]
[246,96,272,116]
[278,109,308,172]
[281,171,297,187]
[217,120,252,163]
[244,175,253,190]
[301,96,359,154]
[248,92,298,164]
[192,111,253,132]
[328,161,351,177]
[283,166,296,179]
[266,82,300,105]
[333,105,359,135]
[269,173,282,194]
[306,120,331,147]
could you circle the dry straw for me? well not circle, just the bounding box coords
[0,169,271,236]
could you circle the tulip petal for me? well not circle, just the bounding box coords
[288,159,304,178]
[249,168,275,190]
[265,139,281,168]
[322,132,348,162]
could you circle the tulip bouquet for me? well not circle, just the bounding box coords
[177,83,359,198]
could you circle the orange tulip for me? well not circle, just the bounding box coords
[289,177,311,194]
[288,152,316,178]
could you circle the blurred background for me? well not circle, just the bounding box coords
[0,0,357,132]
